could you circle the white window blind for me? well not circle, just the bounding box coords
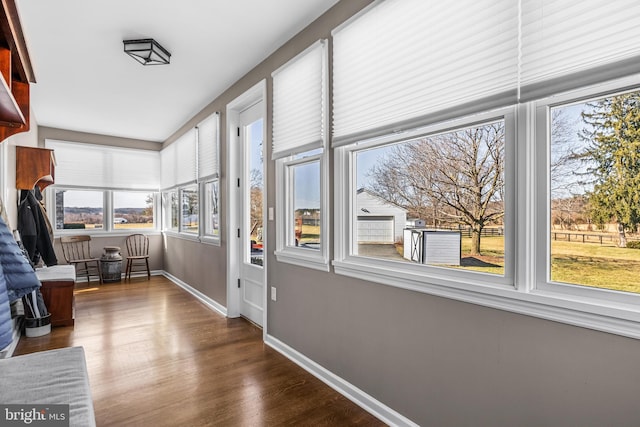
[332,0,519,146]
[160,141,176,190]
[197,112,220,180]
[161,128,197,189]
[520,0,640,101]
[272,40,327,158]
[45,139,160,190]
[175,128,197,186]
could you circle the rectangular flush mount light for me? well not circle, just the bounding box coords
[123,38,171,65]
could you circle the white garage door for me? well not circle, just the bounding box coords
[357,217,394,243]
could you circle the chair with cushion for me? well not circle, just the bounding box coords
[60,235,103,284]
[125,234,150,280]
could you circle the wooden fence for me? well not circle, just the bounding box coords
[435,226,504,238]
[551,232,640,244]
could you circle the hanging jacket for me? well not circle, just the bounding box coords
[0,216,41,302]
[17,190,57,266]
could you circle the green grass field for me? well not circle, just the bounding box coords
[456,235,640,294]
[551,240,640,293]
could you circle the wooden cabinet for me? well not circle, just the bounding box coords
[15,146,55,190]
[40,280,75,327]
[36,266,76,327]
[0,0,34,143]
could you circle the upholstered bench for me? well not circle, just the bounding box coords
[0,346,96,426]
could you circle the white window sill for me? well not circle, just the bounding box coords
[200,235,221,246]
[162,231,201,243]
[333,258,640,339]
[275,248,330,272]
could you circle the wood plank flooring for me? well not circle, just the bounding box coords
[15,276,385,426]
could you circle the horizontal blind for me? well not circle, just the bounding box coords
[272,40,326,159]
[175,128,197,186]
[197,112,220,180]
[160,141,176,190]
[161,128,197,189]
[45,139,160,190]
[332,0,519,146]
[520,0,640,101]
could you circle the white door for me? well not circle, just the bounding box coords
[238,101,265,326]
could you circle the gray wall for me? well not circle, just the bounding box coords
[163,235,225,306]
[161,1,640,426]
[52,233,164,275]
[269,264,640,426]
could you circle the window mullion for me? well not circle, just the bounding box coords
[516,102,538,293]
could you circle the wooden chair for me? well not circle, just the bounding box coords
[60,235,103,284]
[125,234,150,280]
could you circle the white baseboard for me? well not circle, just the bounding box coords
[265,334,418,427]
[77,269,163,283]
[156,273,413,425]
[162,272,227,317]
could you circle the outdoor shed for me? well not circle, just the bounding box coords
[403,228,461,265]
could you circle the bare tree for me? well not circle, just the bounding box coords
[370,122,505,255]
[250,168,263,238]
[550,108,586,198]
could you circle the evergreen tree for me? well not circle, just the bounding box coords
[580,92,640,247]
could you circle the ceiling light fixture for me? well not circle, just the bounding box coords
[123,38,171,66]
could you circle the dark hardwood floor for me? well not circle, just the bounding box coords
[15,276,385,426]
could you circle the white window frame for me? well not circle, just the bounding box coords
[179,184,199,235]
[197,112,221,245]
[334,81,640,339]
[533,75,640,311]
[334,108,516,290]
[48,188,159,235]
[200,178,221,245]
[275,149,329,271]
[162,189,179,233]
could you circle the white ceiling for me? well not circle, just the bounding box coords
[15,0,340,143]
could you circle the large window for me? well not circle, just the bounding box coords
[113,191,155,230]
[340,114,510,281]
[545,86,640,296]
[54,189,104,231]
[160,112,220,243]
[53,189,157,232]
[272,40,329,271]
[45,139,160,234]
[329,0,640,338]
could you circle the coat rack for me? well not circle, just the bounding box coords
[15,146,55,190]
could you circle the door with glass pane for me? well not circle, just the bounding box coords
[238,101,264,326]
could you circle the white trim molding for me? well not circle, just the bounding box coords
[162,271,227,318]
[265,334,419,427]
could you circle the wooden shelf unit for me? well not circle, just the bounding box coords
[15,146,55,190]
[0,0,35,143]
